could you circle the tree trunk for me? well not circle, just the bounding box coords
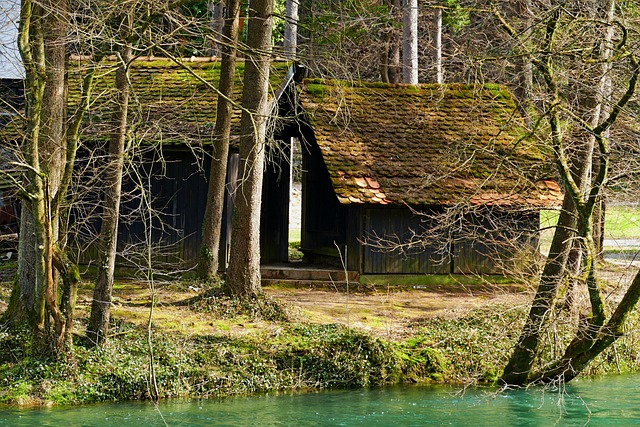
[592,0,616,260]
[87,40,132,346]
[512,0,533,127]
[223,0,274,297]
[37,0,71,355]
[433,7,442,83]
[380,0,401,84]
[209,1,225,56]
[501,193,577,385]
[402,0,418,84]
[12,207,38,324]
[198,0,241,280]
[284,0,298,59]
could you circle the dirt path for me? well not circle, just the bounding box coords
[265,285,528,338]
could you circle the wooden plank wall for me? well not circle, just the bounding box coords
[76,147,214,269]
[363,207,451,274]
[452,210,539,274]
[362,207,539,275]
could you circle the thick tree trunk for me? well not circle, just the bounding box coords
[402,0,418,84]
[12,207,37,322]
[198,0,241,280]
[224,0,274,297]
[37,0,70,355]
[87,42,132,346]
[501,193,577,385]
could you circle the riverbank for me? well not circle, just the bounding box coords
[1,262,640,406]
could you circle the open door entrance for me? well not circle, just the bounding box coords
[288,137,303,261]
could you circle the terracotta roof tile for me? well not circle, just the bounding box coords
[298,80,562,208]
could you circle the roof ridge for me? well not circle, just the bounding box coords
[302,78,509,92]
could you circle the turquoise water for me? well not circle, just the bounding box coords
[2,374,640,426]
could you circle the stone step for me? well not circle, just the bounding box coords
[261,265,358,282]
[261,278,357,290]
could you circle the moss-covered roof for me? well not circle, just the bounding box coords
[299,79,562,207]
[1,58,290,146]
[73,58,290,146]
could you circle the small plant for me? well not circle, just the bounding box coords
[189,286,298,322]
[288,241,304,261]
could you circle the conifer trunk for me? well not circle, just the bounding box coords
[224,0,274,297]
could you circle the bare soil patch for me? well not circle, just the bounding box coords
[265,284,529,339]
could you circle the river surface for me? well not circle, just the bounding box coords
[2,374,640,426]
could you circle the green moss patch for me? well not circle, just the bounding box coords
[359,274,522,291]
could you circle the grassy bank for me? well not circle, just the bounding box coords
[0,305,440,405]
[2,275,640,406]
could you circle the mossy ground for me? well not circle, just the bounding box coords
[1,262,640,406]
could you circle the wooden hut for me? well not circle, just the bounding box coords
[270,79,563,274]
[65,59,288,268]
[3,57,562,275]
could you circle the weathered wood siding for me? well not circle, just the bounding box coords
[361,206,540,275]
[116,147,211,267]
[76,147,239,269]
[363,207,451,274]
[452,210,539,274]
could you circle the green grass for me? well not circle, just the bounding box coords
[0,322,438,405]
[359,274,519,289]
[540,204,640,253]
[288,229,301,243]
[604,205,640,239]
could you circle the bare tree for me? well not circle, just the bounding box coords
[496,0,640,385]
[198,0,241,280]
[4,0,88,355]
[86,14,134,346]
